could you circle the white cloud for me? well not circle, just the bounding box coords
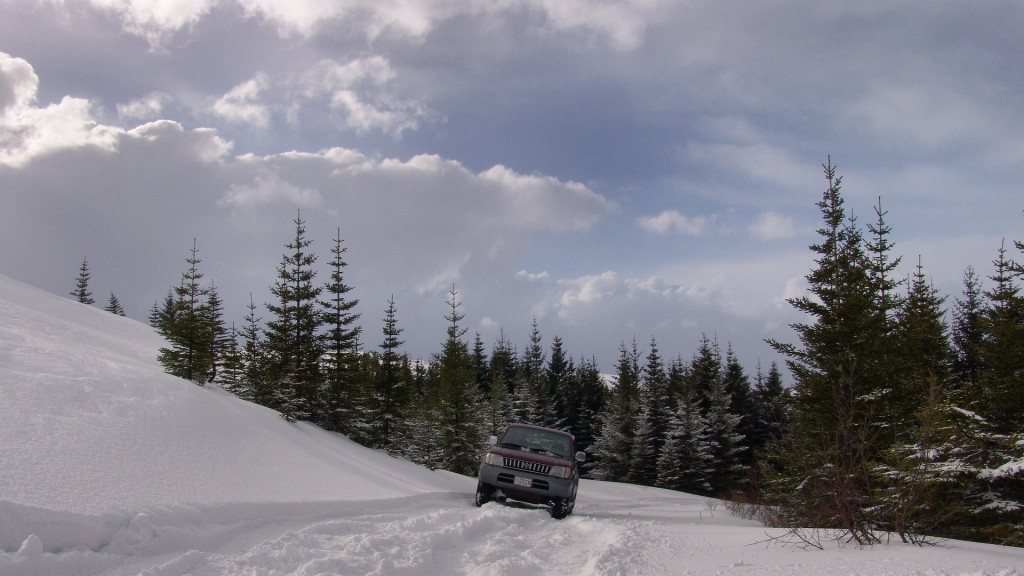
[117,91,171,122]
[213,74,271,128]
[219,173,323,209]
[749,211,795,241]
[515,270,550,282]
[0,52,119,167]
[636,210,707,236]
[300,57,431,137]
[86,0,216,49]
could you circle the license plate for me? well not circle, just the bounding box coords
[513,476,532,488]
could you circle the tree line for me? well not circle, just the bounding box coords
[69,158,1023,546]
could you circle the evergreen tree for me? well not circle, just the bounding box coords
[570,356,606,474]
[265,212,324,422]
[201,282,231,384]
[722,345,754,466]
[241,294,272,407]
[891,258,952,437]
[546,335,573,429]
[104,292,126,316]
[71,257,95,305]
[976,241,1024,433]
[157,240,214,384]
[216,324,247,397]
[749,362,790,455]
[589,339,641,481]
[371,295,413,453]
[150,289,176,336]
[657,390,713,494]
[320,228,363,435]
[515,318,553,426]
[951,266,986,389]
[766,159,890,544]
[702,355,746,494]
[629,337,671,485]
[433,285,486,475]
[484,331,517,437]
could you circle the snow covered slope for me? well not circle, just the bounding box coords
[2,273,1024,576]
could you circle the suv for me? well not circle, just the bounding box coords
[475,423,586,519]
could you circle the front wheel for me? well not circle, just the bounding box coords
[474,481,494,507]
[549,497,574,519]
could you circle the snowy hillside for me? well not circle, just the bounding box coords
[2,273,1023,576]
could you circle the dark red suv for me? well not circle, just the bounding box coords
[475,423,585,519]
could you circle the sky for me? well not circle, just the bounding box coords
[1,0,1022,377]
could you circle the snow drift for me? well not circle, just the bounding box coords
[2,273,1024,576]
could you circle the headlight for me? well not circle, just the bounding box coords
[549,465,570,478]
[483,452,502,466]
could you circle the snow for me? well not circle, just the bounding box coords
[2,272,1024,576]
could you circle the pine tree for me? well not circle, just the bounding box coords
[157,240,214,384]
[104,292,126,316]
[516,318,553,426]
[71,257,95,305]
[629,337,671,485]
[976,241,1024,434]
[891,258,952,438]
[433,285,486,475]
[201,282,231,384]
[371,295,413,453]
[265,212,324,422]
[589,339,641,481]
[320,228,363,435]
[241,294,272,407]
[702,356,746,494]
[216,324,247,397]
[570,356,605,474]
[657,390,713,494]
[766,159,890,544]
[951,266,986,389]
[546,335,573,429]
[749,362,790,455]
[722,345,754,466]
[150,289,176,336]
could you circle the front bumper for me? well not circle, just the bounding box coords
[478,463,576,502]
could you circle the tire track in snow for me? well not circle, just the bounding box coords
[183,495,662,576]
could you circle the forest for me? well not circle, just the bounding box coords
[70,160,1024,546]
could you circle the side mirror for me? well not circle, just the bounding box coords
[489,435,498,446]
[575,451,586,463]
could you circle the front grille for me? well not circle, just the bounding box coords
[503,457,551,475]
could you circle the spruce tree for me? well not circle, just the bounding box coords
[157,240,214,384]
[433,285,486,475]
[722,345,754,466]
[546,335,573,430]
[265,212,324,422]
[951,266,986,389]
[766,159,889,544]
[104,292,126,316]
[371,295,413,453]
[320,229,363,435]
[657,390,713,494]
[71,257,95,305]
[589,339,641,481]
[629,337,671,485]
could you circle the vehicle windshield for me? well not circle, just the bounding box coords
[500,427,570,457]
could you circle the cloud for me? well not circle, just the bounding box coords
[0,52,119,167]
[636,210,708,236]
[749,211,796,241]
[212,74,271,128]
[219,173,323,209]
[71,0,662,50]
[299,57,433,136]
[117,92,171,122]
